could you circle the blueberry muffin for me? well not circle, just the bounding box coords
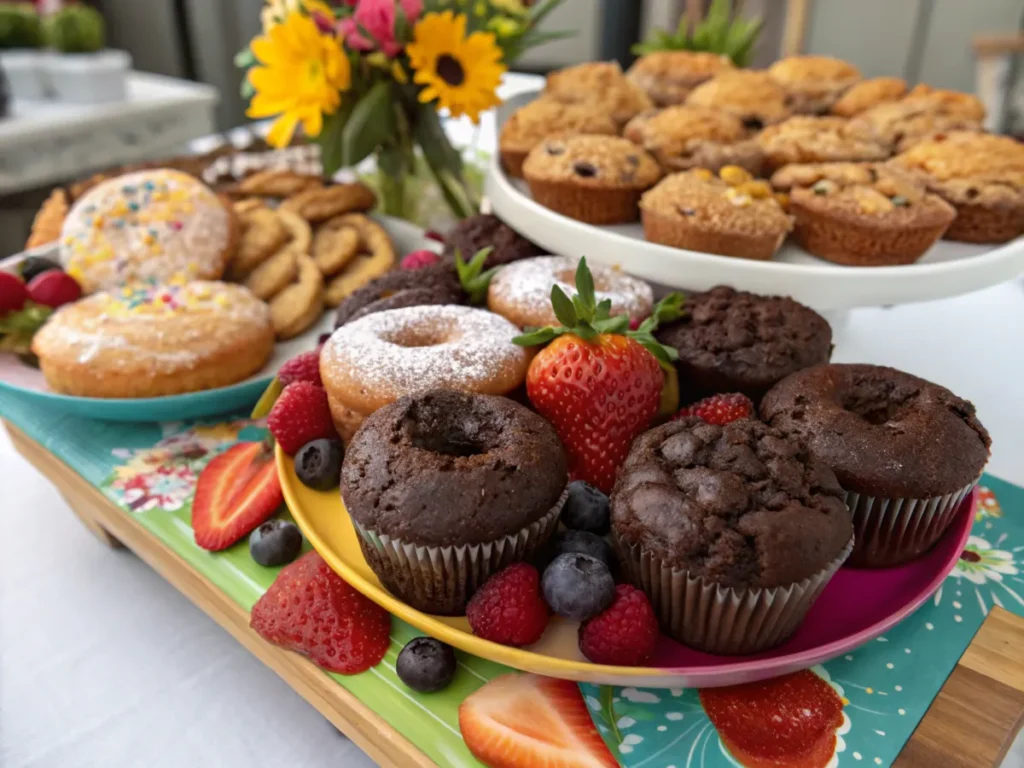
[686,70,792,131]
[762,364,990,566]
[831,76,907,118]
[442,213,544,268]
[770,162,955,265]
[851,85,986,152]
[768,55,862,114]
[543,61,654,125]
[611,417,853,654]
[499,97,619,178]
[640,167,793,260]
[756,116,891,172]
[523,135,662,224]
[624,106,763,175]
[342,389,568,614]
[889,131,1024,243]
[655,285,831,405]
[626,51,734,106]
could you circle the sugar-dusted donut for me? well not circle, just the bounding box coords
[488,255,654,328]
[32,279,274,398]
[59,169,238,294]
[320,305,531,441]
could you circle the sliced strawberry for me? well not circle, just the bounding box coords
[459,674,618,768]
[192,442,283,551]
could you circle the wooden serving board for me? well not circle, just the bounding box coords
[6,420,1024,767]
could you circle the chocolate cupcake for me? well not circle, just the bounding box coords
[341,389,568,615]
[333,264,463,327]
[611,418,853,655]
[761,364,991,567]
[656,286,833,405]
[442,214,544,268]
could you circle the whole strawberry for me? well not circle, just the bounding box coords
[514,258,684,494]
[267,381,338,455]
[674,392,754,425]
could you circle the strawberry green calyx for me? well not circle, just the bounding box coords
[455,247,501,305]
[0,302,53,355]
[512,257,684,364]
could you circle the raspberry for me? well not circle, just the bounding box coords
[578,584,658,666]
[400,249,442,270]
[628,316,641,331]
[466,563,549,647]
[267,381,337,455]
[424,229,446,243]
[674,392,754,426]
[278,350,322,387]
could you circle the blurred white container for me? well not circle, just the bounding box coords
[0,49,48,101]
[45,49,130,104]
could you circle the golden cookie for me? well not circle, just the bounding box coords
[27,188,69,249]
[270,253,325,339]
[228,169,323,199]
[277,209,312,254]
[279,182,377,223]
[312,219,360,276]
[230,207,290,279]
[244,247,298,300]
[233,198,266,215]
[323,214,396,306]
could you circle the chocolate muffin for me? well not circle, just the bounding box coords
[611,418,853,655]
[342,389,568,615]
[761,364,991,567]
[333,264,463,327]
[442,214,544,269]
[656,286,832,406]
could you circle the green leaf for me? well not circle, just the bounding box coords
[316,104,350,177]
[652,292,686,325]
[574,321,598,341]
[234,47,255,68]
[415,106,478,218]
[591,314,629,335]
[550,285,577,328]
[593,297,612,321]
[456,247,498,304]
[599,686,622,746]
[341,80,394,167]
[513,326,562,347]
[528,0,563,28]
[574,257,596,316]
[240,78,255,100]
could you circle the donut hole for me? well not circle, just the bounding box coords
[402,397,498,458]
[386,326,451,349]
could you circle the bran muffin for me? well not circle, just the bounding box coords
[761,364,991,566]
[851,85,986,152]
[654,285,833,405]
[499,97,619,178]
[442,213,544,268]
[543,61,654,125]
[756,116,891,172]
[624,105,764,175]
[611,417,853,654]
[686,70,792,131]
[626,50,735,106]
[768,55,862,114]
[830,76,908,118]
[640,167,793,260]
[770,162,955,265]
[889,131,1024,243]
[523,135,662,224]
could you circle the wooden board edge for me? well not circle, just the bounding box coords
[4,421,437,768]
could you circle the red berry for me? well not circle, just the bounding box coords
[400,249,442,270]
[628,316,641,331]
[0,272,29,315]
[424,229,446,243]
[578,584,658,666]
[26,270,82,309]
[278,349,322,387]
[674,392,754,426]
[466,563,549,647]
[267,381,337,455]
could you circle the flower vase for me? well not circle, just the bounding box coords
[376,164,410,221]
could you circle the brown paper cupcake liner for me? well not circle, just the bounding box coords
[350,487,567,616]
[843,479,976,568]
[526,179,644,224]
[641,208,786,261]
[614,534,854,655]
[943,201,1024,244]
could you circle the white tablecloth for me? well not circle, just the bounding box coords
[3,73,1024,768]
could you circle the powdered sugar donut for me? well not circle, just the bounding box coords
[320,305,531,441]
[60,169,238,294]
[488,256,654,328]
[32,279,274,398]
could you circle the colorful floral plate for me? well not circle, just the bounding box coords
[279,445,978,688]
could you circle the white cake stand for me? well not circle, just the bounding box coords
[485,93,1024,312]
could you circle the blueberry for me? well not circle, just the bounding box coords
[18,256,62,283]
[561,481,610,535]
[542,553,615,622]
[249,519,303,567]
[396,637,456,693]
[554,530,616,572]
[295,439,344,491]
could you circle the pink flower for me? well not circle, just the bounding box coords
[338,0,422,57]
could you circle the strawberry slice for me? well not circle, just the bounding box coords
[459,674,618,768]
[192,442,283,551]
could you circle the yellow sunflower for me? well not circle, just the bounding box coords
[260,0,332,34]
[247,11,351,148]
[407,11,506,123]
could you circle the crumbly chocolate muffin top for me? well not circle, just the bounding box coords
[523,135,662,190]
[611,418,852,588]
[342,390,568,547]
[333,264,463,327]
[442,214,544,269]
[655,286,832,404]
[760,364,991,499]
